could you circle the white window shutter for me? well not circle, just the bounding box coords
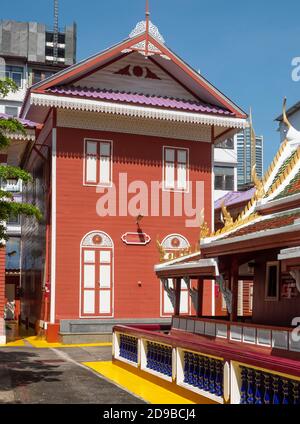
[99,156,110,184]
[165,162,175,188]
[177,163,187,189]
[99,142,111,184]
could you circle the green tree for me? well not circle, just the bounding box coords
[0,78,41,243]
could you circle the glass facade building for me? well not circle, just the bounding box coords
[237,129,264,188]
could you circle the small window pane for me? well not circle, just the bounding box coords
[84,264,95,288]
[12,72,22,87]
[100,251,111,263]
[165,148,175,162]
[99,291,111,313]
[178,150,187,164]
[225,175,234,190]
[86,141,97,155]
[84,250,95,263]
[215,175,224,190]
[84,291,95,314]
[99,265,111,288]
[100,142,110,157]
[5,106,18,117]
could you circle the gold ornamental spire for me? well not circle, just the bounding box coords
[283,97,291,129]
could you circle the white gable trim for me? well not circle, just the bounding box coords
[30,93,247,129]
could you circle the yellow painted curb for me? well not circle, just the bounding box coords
[83,361,196,404]
[0,339,26,347]
[25,336,112,349]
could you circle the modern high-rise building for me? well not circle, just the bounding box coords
[236,128,264,189]
[0,19,76,117]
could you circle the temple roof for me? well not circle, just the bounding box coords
[214,188,255,210]
[200,100,300,250]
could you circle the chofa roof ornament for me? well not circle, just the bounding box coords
[283,97,300,145]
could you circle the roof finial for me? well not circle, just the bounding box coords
[145,0,150,57]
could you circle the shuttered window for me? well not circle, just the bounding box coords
[84,139,112,186]
[163,147,188,191]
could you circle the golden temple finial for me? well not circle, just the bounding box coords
[200,221,210,240]
[221,202,233,228]
[199,209,210,240]
[156,236,165,262]
[283,97,291,129]
[251,164,265,200]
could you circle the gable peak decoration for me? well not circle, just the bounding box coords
[129,20,165,44]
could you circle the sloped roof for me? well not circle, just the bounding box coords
[20,20,246,122]
[215,188,255,210]
[0,113,38,129]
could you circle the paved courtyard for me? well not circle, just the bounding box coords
[0,344,145,404]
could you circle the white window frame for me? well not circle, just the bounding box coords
[162,146,189,193]
[5,65,24,89]
[83,138,113,187]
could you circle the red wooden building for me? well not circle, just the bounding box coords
[19,19,247,342]
[112,101,300,404]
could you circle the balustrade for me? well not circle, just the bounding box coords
[183,351,224,397]
[119,334,138,363]
[240,366,300,404]
[146,342,172,377]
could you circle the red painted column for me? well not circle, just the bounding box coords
[197,278,204,317]
[174,278,181,317]
[0,246,6,344]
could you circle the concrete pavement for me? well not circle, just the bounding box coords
[0,344,145,404]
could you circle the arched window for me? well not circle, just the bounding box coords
[160,234,190,317]
[80,231,113,317]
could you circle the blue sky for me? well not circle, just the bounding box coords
[2,0,300,169]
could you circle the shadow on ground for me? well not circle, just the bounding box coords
[0,350,62,392]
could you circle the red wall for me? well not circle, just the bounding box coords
[54,127,212,321]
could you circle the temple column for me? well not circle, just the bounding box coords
[174,277,181,316]
[230,258,239,322]
[197,278,204,317]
